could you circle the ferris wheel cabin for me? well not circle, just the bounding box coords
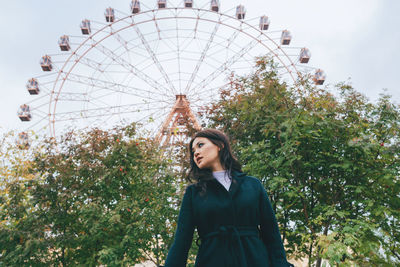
[259,16,270,30]
[236,5,246,19]
[105,8,115,22]
[17,132,30,149]
[131,0,140,13]
[281,30,292,45]
[185,0,193,8]
[313,69,326,85]
[81,19,91,35]
[26,78,40,95]
[58,35,70,51]
[40,55,52,71]
[158,0,166,9]
[18,104,32,121]
[211,0,219,12]
[299,48,311,63]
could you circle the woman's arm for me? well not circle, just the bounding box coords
[258,180,292,266]
[164,185,195,267]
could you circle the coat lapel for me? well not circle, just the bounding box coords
[229,170,246,198]
[207,170,246,197]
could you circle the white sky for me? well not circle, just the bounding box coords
[0,0,399,137]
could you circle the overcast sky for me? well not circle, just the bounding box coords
[1,0,399,137]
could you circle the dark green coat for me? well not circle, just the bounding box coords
[164,171,292,267]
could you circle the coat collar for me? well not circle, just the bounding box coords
[229,170,246,197]
[232,170,246,178]
[209,170,246,197]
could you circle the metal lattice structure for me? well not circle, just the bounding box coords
[18,0,326,147]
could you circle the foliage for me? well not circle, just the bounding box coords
[0,131,41,265]
[0,124,180,266]
[1,56,399,266]
[202,57,400,266]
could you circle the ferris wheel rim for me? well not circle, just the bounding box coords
[47,6,302,136]
[5,4,311,144]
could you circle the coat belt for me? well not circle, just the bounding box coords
[198,225,259,267]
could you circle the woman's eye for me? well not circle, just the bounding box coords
[192,142,203,153]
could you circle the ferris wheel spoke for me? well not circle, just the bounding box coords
[34,72,57,79]
[89,104,144,129]
[192,13,200,40]
[136,105,171,125]
[206,31,240,59]
[85,88,169,109]
[39,80,59,88]
[132,48,172,69]
[54,92,89,102]
[177,30,198,53]
[97,39,150,71]
[188,81,231,101]
[72,54,105,73]
[105,24,138,74]
[91,19,109,28]
[192,43,253,73]
[88,42,171,96]
[238,19,263,33]
[274,65,300,77]
[263,46,281,59]
[187,36,260,96]
[109,25,130,54]
[125,105,172,138]
[64,72,169,102]
[292,56,301,66]
[24,114,50,132]
[131,16,177,95]
[295,64,316,71]
[277,70,292,77]
[25,91,52,105]
[32,101,55,113]
[32,104,50,115]
[184,21,220,94]
[54,103,167,121]
[175,16,182,93]
[180,28,237,60]
[145,26,178,53]
[53,102,169,122]
[113,7,131,18]
[138,106,172,133]
[152,16,163,42]
[83,86,145,112]
[82,97,115,113]
[54,55,119,99]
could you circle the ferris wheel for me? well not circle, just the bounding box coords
[17,0,326,148]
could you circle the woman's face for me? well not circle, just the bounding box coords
[192,137,223,171]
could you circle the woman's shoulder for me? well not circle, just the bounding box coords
[185,182,202,194]
[237,173,264,188]
[184,183,197,192]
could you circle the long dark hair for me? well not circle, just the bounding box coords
[187,128,242,194]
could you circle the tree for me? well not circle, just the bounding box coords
[0,131,44,266]
[202,57,400,266]
[1,124,181,266]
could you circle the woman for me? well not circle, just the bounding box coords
[164,129,293,267]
